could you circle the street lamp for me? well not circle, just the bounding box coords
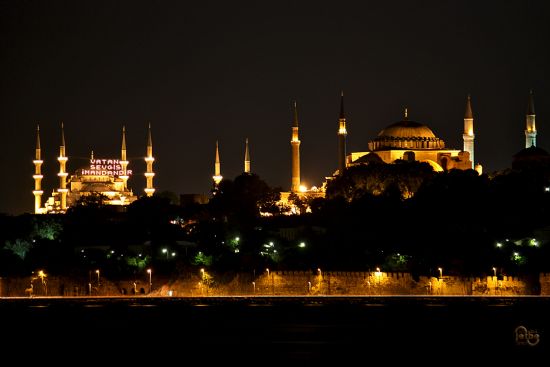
[492,267,497,277]
[162,248,168,259]
[438,267,443,278]
[147,268,152,293]
[266,268,270,277]
[95,269,100,286]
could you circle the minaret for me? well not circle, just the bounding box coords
[57,122,69,211]
[213,140,223,185]
[525,90,536,148]
[144,123,155,197]
[337,91,347,176]
[463,94,475,169]
[33,124,44,214]
[119,125,129,189]
[244,138,251,174]
[290,100,301,193]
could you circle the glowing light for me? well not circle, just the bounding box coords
[37,270,46,280]
[299,185,308,193]
[298,242,306,248]
[496,243,502,248]
[492,267,496,277]
[438,267,443,278]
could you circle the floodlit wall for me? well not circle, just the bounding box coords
[1,272,546,297]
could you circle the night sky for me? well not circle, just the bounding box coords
[1,1,549,215]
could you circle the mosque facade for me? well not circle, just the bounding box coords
[32,124,156,214]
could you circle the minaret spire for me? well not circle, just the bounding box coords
[463,94,475,169]
[337,91,347,176]
[291,100,301,192]
[33,124,44,214]
[120,125,130,190]
[525,89,537,148]
[57,122,69,211]
[244,138,251,174]
[144,122,155,197]
[213,140,223,186]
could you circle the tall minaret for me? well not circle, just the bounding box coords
[290,100,301,193]
[244,138,251,174]
[337,91,347,176]
[213,140,223,185]
[463,94,475,169]
[33,124,44,214]
[525,90,536,148]
[57,122,69,211]
[120,125,129,189]
[144,123,155,197]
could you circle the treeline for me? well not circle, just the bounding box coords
[2,163,550,280]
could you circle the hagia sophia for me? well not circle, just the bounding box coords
[32,91,539,214]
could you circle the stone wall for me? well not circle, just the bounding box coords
[0,271,545,297]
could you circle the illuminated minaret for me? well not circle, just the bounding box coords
[119,125,129,189]
[525,90,536,148]
[57,122,69,211]
[33,124,44,214]
[213,140,223,185]
[144,123,155,197]
[244,138,251,174]
[290,100,301,193]
[463,94,475,169]
[337,91,347,176]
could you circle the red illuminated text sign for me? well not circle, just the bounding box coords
[81,159,133,176]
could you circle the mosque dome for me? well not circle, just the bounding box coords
[512,146,550,171]
[368,118,446,151]
[378,120,437,139]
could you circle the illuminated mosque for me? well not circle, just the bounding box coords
[276,91,538,208]
[208,91,538,212]
[32,124,156,214]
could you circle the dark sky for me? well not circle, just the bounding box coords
[1,0,549,215]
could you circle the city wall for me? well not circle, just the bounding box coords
[2,272,550,297]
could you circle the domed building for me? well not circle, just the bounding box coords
[347,108,473,172]
[512,146,550,171]
[32,124,156,214]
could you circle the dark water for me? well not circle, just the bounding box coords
[1,296,548,364]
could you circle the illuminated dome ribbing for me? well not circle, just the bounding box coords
[368,120,445,151]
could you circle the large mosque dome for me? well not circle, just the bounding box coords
[368,119,446,151]
[378,120,437,139]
